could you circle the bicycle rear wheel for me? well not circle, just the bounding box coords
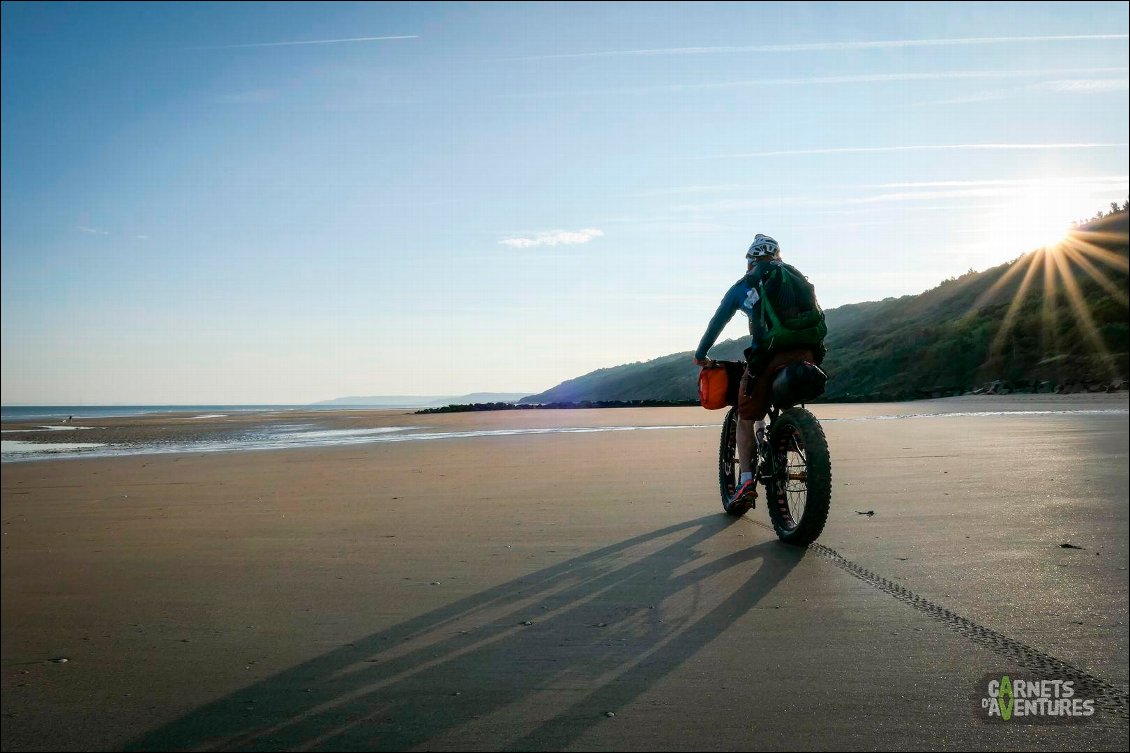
[717,407,745,515]
[764,407,831,545]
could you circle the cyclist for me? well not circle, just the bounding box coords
[693,234,823,513]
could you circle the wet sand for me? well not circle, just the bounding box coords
[2,394,1127,750]
[3,391,1123,454]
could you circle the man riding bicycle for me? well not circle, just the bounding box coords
[693,234,826,514]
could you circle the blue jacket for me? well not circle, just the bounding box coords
[694,260,777,361]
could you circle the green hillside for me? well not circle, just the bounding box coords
[522,209,1129,404]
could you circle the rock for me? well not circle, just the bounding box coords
[605,711,616,718]
[1060,543,1083,549]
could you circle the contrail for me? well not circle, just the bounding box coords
[500,67,1128,97]
[518,34,1128,60]
[717,143,1130,158]
[867,176,1129,189]
[186,35,418,50]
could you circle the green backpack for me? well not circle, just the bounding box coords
[755,262,828,351]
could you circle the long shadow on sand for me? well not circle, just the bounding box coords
[126,514,804,751]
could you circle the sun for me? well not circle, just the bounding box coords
[984,181,1097,256]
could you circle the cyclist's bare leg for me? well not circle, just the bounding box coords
[737,417,756,474]
[737,366,759,475]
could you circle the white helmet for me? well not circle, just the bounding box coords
[746,234,780,261]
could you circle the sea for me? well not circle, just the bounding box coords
[2,403,1125,463]
[1,404,406,422]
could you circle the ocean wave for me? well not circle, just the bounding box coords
[2,440,108,454]
[3,407,1126,462]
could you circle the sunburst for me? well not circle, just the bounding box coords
[973,223,1129,382]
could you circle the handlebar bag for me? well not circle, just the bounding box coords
[699,361,745,409]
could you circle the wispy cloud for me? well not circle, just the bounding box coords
[843,188,1026,205]
[620,184,758,198]
[517,34,1128,60]
[831,215,993,228]
[715,143,1130,158]
[805,203,1011,216]
[78,226,109,235]
[185,35,418,51]
[592,216,740,233]
[865,176,1129,189]
[915,91,1005,106]
[1037,78,1129,92]
[670,179,1129,214]
[671,196,825,213]
[914,77,1130,105]
[633,176,1129,217]
[499,228,604,248]
[501,67,1127,98]
[623,176,1128,200]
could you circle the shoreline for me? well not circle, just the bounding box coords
[7,387,1128,424]
[1,393,1126,464]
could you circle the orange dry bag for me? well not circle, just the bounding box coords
[698,366,729,410]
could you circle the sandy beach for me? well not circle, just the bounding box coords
[2,394,1127,751]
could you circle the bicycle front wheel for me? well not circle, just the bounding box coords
[764,407,831,545]
[717,406,744,514]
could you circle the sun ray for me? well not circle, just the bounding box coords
[989,250,1043,354]
[1059,243,1129,307]
[969,250,1034,312]
[1070,228,1130,248]
[1041,248,1061,357]
[1065,235,1130,273]
[1050,247,1118,378]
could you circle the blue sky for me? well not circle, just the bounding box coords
[2,1,1128,404]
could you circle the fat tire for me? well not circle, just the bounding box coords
[717,407,747,515]
[765,407,831,545]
